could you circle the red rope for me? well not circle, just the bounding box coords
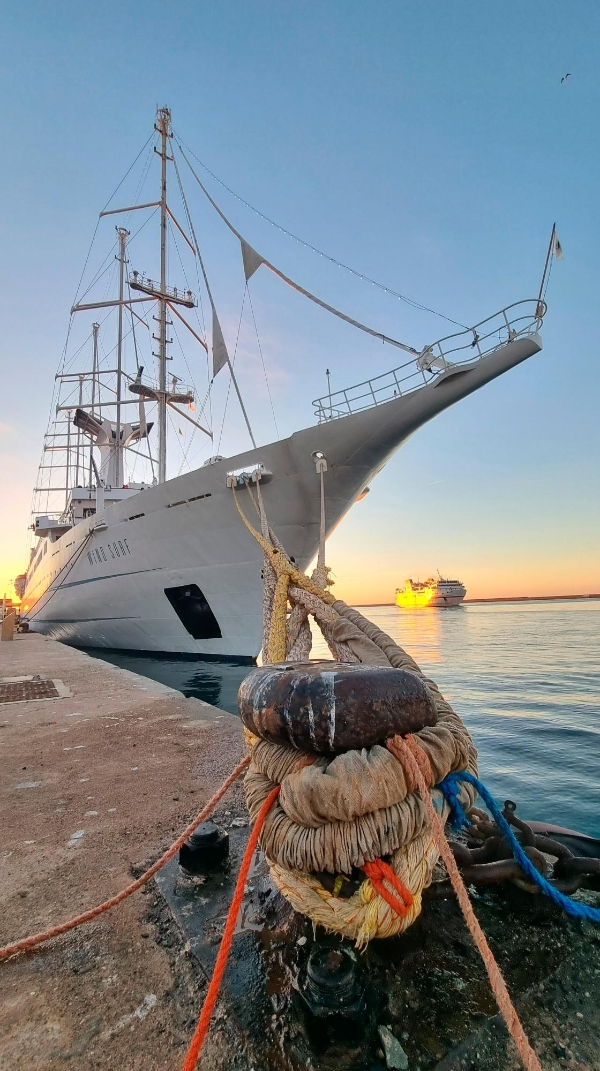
[181,785,281,1071]
[0,754,251,963]
[362,859,413,917]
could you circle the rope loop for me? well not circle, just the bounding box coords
[437,772,472,831]
[362,859,414,918]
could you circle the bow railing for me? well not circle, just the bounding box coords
[313,299,546,422]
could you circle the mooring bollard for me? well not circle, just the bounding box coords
[179,820,229,874]
[1,612,15,641]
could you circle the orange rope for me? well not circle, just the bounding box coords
[362,859,413,917]
[392,736,543,1071]
[0,754,251,963]
[181,785,281,1071]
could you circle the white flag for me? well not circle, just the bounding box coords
[553,233,564,260]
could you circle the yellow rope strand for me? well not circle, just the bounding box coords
[230,483,335,662]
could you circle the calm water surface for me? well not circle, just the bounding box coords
[100,600,600,837]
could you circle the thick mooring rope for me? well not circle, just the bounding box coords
[226,477,546,1071]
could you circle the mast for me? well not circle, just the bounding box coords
[50,106,207,527]
[115,227,130,487]
[155,106,170,484]
[89,321,100,486]
[75,374,83,488]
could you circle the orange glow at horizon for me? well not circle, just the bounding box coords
[321,540,600,607]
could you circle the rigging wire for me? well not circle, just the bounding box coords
[171,169,214,438]
[75,243,119,305]
[167,158,209,345]
[74,204,159,309]
[177,382,213,475]
[177,144,421,357]
[99,132,156,217]
[122,139,156,231]
[167,219,214,469]
[174,132,467,330]
[168,220,203,393]
[542,254,554,302]
[245,284,279,439]
[216,290,246,456]
[166,406,189,466]
[66,132,156,321]
[126,300,157,482]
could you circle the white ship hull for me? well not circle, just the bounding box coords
[428,593,465,607]
[24,333,541,658]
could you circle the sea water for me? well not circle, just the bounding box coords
[99,599,600,837]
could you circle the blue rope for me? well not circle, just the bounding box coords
[437,775,472,832]
[438,770,600,924]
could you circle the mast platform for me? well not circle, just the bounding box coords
[128,271,196,308]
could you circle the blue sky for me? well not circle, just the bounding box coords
[1,1,598,601]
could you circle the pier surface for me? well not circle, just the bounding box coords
[0,633,245,1070]
[1,635,599,1071]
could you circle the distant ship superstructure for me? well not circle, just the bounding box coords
[396,577,467,608]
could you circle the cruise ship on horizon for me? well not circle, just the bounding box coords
[18,107,551,660]
[395,576,467,608]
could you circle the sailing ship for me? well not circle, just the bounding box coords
[395,576,467,608]
[19,107,550,659]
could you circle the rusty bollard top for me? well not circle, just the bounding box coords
[238,661,437,754]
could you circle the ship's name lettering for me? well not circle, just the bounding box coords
[87,538,131,566]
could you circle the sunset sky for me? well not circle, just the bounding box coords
[1,2,599,606]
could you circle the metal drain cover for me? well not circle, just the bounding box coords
[0,675,71,704]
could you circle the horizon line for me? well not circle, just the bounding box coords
[352,593,600,607]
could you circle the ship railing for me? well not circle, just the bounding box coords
[313,298,546,422]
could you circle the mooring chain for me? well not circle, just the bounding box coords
[445,801,600,895]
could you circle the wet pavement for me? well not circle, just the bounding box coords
[158,820,600,1071]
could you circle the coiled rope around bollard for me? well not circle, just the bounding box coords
[0,754,250,963]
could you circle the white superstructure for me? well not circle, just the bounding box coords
[20,108,550,659]
[396,577,466,608]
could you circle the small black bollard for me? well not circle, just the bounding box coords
[179,821,229,874]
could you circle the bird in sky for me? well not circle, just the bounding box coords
[561,73,571,83]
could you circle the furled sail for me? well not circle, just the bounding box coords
[211,307,229,377]
[180,146,419,358]
[171,149,231,379]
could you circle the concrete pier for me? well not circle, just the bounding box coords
[0,633,245,1070]
[1,634,599,1071]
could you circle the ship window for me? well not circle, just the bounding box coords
[164,584,222,640]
